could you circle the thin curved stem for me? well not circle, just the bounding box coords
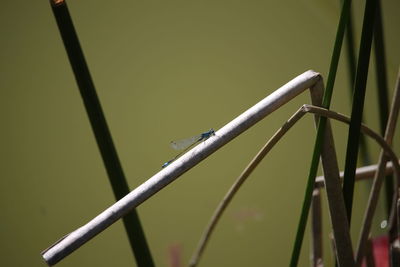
[189,108,307,267]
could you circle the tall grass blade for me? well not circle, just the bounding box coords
[343,3,372,165]
[289,0,352,266]
[373,0,392,215]
[342,0,379,224]
[49,1,154,266]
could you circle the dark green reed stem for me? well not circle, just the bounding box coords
[343,3,372,166]
[49,1,155,266]
[373,1,397,263]
[289,0,352,266]
[373,0,392,215]
[342,0,378,224]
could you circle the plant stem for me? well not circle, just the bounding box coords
[289,0,352,266]
[342,0,379,224]
[49,1,154,266]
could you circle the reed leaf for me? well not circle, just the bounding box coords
[290,0,352,265]
[342,0,379,224]
[373,0,393,215]
[343,3,372,166]
[49,1,154,266]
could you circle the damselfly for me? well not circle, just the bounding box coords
[162,129,215,168]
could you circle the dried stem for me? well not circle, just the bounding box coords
[314,162,397,188]
[311,188,323,267]
[189,104,400,266]
[355,69,400,266]
[41,70,321,265]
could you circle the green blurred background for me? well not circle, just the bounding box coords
[1,0,400,266]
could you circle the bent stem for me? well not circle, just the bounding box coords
[291,0,353,264]
[41,70,322,265]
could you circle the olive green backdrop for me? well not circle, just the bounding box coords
[1,0,400,266]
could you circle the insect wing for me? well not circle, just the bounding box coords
[170,134,201,150]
